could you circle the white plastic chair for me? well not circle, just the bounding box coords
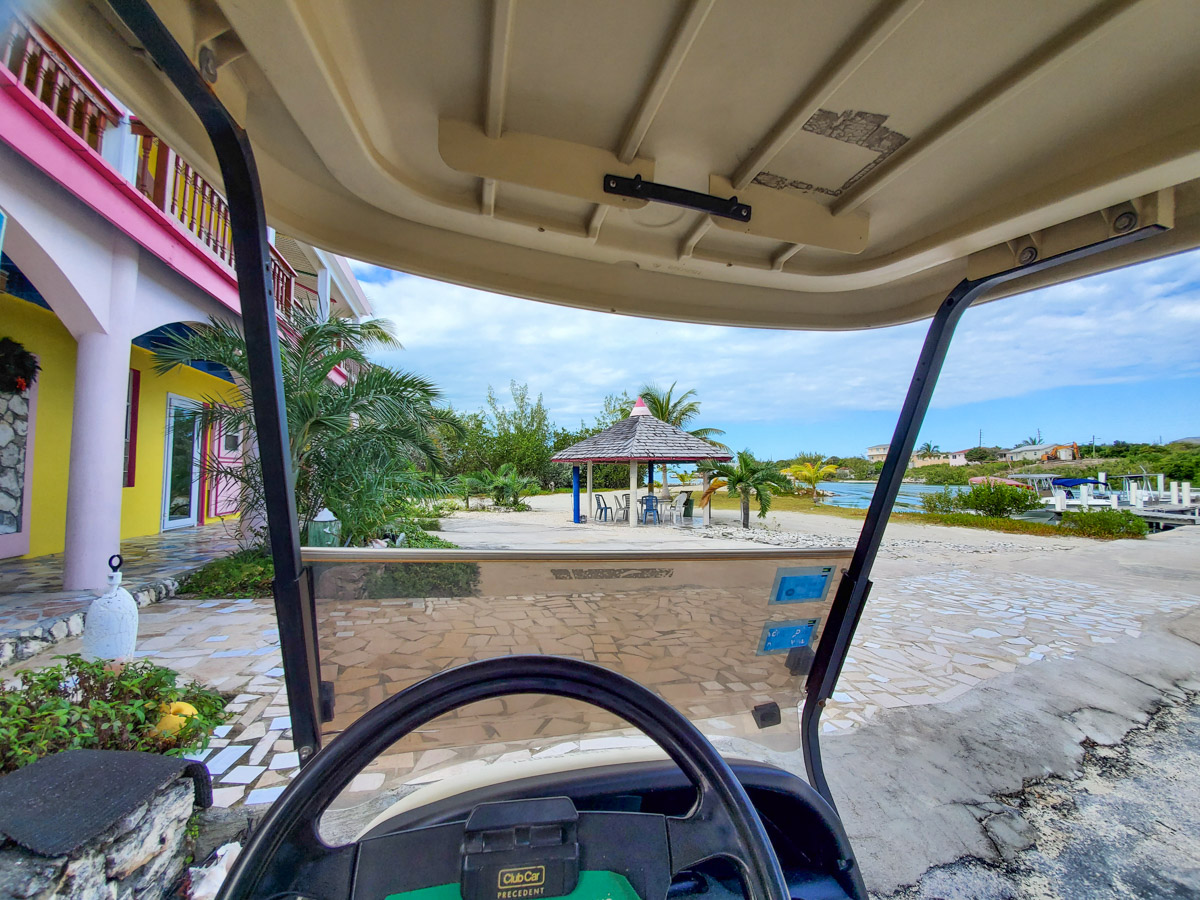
[666,492,688,524]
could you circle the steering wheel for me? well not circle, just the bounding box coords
[219,656,790,900]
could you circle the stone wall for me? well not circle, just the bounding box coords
[0,390,30,536]
[0,777,195,900]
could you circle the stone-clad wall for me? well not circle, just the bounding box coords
[0,391,30,536]
[0,777,195,900]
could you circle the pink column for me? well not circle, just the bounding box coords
[63,238,138,590]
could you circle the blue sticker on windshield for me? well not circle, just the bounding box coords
[769,566,834,604]
[757,618,820,655]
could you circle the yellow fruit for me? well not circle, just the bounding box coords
[152,713,187,737]
[169,701,198,718]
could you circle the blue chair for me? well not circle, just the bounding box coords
[594,494,612,522]
[641,495,660,524]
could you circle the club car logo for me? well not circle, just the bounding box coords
[497,866,546,898]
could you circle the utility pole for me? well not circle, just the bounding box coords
[978,428,983,448]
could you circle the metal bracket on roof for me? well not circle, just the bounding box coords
[603,174,751,222]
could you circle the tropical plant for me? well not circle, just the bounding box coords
[916,441,941,459]
[788,451,830,468]
[0,655,226,774]
[152,305,460,545]
[466,464,540,508]
[964,446,994,462]
[921,482,1041,518]
[621,382,728,449]
[782,461,839,500]
[697,451,789,528]
[1060,508,1148,538]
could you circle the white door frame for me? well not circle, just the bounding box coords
[161,393,202,531]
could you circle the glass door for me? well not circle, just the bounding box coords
[162,395,201,530]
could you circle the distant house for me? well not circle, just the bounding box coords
[866,444,890,463]
[1005,443,1079,462]
[910,453,952,468]
[947,449,971,466]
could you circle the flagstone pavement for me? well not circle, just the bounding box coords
[5,559,1194,818]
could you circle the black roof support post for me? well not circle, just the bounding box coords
[801,223,1166,812]
[106,0,323,762]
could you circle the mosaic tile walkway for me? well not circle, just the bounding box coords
[0,523,239,661]
[3,564,1195,815]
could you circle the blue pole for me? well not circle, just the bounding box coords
[572,466,581,523]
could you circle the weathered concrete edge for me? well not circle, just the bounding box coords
[818,607,1200,896]
[0,577,180,666]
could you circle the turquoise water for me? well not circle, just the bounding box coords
[816,481,964,511]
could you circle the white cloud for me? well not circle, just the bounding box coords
[357,250,1200,429]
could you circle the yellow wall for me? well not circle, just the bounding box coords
[1,294,76,558]
[1,293,239,558]
[122,345,239,540]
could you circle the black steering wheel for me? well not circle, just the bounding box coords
[219,656,790,900]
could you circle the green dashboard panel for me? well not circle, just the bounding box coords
[386,871,641,900]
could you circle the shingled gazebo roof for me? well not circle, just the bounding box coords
[552,402,730,464]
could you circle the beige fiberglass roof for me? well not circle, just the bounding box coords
[43,0,1200,329]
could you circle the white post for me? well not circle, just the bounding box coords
[629,460,637,528]
[1080,484,1091,507]
[1133,487,1144,508]
[1158,474,1165,496]
[1110,493,1119,509]
[316,264,331,322]
[63,239,138,591]
[702,472,712,525]
[1054,491,1067,511]
[586,462,593,524]
[1184,482,1193,506]
[1171,481,1180,505]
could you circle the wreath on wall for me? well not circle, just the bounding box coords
[0,337,40,394]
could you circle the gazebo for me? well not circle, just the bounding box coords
[551,398,732,527]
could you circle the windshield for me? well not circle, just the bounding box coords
[307,549,849,801]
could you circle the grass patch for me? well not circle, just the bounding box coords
[894,511,1065,536]
[179,548,274,599]
[0,655,226,774]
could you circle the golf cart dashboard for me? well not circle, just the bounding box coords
[354,759,863,900]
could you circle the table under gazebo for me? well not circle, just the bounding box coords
[551,398,732,527]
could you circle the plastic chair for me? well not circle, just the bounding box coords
[641,495,660,524]
[665,492,688,524]
[594,494,611,522]
[614,494,629,522]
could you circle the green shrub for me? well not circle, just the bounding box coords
[389,520,458,548]
[922,482,1041,517]
[0,655,226,774]
[179,548,274,598]
[1061,509,1149,538]
[921,487,961,514]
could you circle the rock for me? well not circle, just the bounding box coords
[192,807,268,866]
[48,620,68,642]
[982,809,1035,860]
[0,845,65,899]
[67,614,85,637]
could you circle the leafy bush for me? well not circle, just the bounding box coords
[921,487,961,514]
[921,483,1040,517]
[179,549,274,598]
[1061,509,1149,538]
[389,520,459,548]
[0,656,226,774]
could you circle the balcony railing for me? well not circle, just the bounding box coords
[2,16,119,152]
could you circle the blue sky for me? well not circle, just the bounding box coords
[351,250,1200,460]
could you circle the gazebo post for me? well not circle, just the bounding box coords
[572,465,581,523]
[586,462,593,524]
[702,471,712,526]
[629,460,637,528]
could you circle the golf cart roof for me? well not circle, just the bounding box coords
[45,0,1200,328]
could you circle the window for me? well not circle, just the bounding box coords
[123,369,140,487]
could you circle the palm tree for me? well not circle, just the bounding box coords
[697,451,788,528]
[152,305,460,541]
[622,382,728,448]
[465,464,539,508]
[916,441,940,459]
[783,461,838,501]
